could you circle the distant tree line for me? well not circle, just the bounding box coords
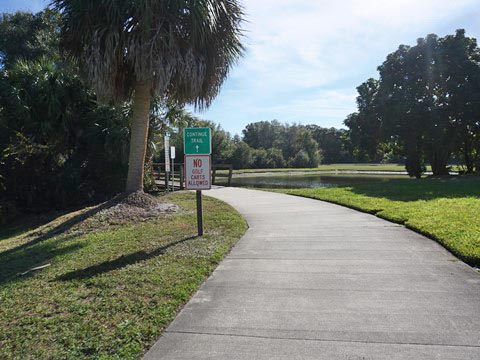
[163,120,354,170]
[345,30,480,177]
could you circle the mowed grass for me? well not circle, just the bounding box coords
[273,176,480,267]
[216,164,438,176]
[233,164,408,173]
[0,192,247,359]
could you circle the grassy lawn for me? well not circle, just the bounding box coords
[216,163,407,175]
[0,192,247,359]
[273,176,480,267]
[215,163,442,176]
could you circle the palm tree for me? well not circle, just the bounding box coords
[52,0,244,193]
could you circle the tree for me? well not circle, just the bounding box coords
[53,0,244,193]
[0,10,138,212]
[440,30,480,173]
[345,79,383,162]
[0,9,60,68]
[231,141,253,169]
[196,121,234,164]
[243,120,284,149]
[376,31,480,176]
[282,124,321,167]
[306,126,351,164]
[345,30,480,176]
[0,57,130,209]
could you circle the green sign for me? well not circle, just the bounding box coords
[184,127,211,154]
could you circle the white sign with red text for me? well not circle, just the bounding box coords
[164,136,170,172]
[185,155,211,190]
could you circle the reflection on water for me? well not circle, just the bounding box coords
[222,173,408,189]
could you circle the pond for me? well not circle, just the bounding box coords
[218,173,409,189]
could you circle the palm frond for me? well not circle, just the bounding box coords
[52,0,245,108]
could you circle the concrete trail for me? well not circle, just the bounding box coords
[144,187,480,359]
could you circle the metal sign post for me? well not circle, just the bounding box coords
[184,128,212,237]
[171,146,176,192]
[164,135,170,193]
[196,190,203,236]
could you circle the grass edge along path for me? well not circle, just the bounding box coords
[0,192,247,359]
[270,177,480,268]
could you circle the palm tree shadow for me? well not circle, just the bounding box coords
[0,241,84,285]
[57,235,198,282]
[1,194,128,259]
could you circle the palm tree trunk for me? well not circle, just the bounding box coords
[125,81,151,193]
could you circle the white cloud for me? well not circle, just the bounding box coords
[237,0,479,88]
[198,0,480,134]
[269,89,358,123]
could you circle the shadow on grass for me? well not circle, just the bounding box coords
[0,194,130,258]
[234,174,479,201]
[342,175,480,202]
[0,212,63,243]
[0,240,84,285]
[0,196,128,286]
[57,235,198,282]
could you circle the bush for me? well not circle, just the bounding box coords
[0,200,17,225]
[0,59,130,211]
[231,142,253,169]
[290,150,311,168]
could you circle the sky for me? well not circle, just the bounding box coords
[2,0,480,136]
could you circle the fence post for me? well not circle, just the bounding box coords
[180,164,184,190]
[212,167,217,185]
[164,165,169,192]
[227,165,233,187]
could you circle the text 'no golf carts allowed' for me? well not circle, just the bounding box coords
[184,155,211,190]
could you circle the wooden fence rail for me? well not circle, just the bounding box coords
[212,164,233,187]
[152,163,184,190]
[152,163,233,189]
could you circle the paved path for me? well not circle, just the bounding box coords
[144,187,480,359]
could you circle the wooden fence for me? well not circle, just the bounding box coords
[212,164,233,186]
[152,163,233,189]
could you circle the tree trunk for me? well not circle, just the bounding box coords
[125,81,151,193]
[405,139,423,179]
[429,146,451,177]
[464,139,474,174]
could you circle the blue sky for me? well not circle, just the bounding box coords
[2,0,480,136]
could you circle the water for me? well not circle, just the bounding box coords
[221,173,408,189]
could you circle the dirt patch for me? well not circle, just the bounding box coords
[25,192,180,240]
[72,192,180,233]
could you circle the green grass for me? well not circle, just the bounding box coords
[272,176,480,267]
[217,163,404,174]
[216,164,435,176]
[0,192,247,359]
[217,164,470,176]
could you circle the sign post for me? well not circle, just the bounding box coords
[196,190,203,236]
[170,146,176,192]
[184,128,212,236]
[164,135,170,192]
